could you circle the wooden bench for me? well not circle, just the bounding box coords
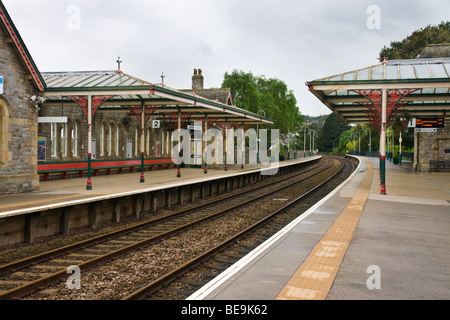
[38,158,176,181]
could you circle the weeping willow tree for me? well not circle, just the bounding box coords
[221,70,304,134]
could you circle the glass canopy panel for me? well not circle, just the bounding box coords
[356,68,370,80]
[342,72,356,80]
[328,75,343,81]
[429,64,448,78]
[370,65,384,80]
[434,88,449,94]
[414,64,431,79]
[420,88,435,94]
[444,64,450,76]
[399,65,416,79]
[385,65,398,80]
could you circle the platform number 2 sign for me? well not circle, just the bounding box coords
[152,120,160,128]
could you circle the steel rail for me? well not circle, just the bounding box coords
[0,159,331,300]
[123,158,346,300]
[0,159,323,278]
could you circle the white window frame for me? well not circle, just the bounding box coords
[71,122,78,157]
[51,123,58,157]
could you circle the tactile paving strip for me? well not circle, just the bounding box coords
[276,159,373,300]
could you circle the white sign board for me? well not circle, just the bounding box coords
[126,140,132,158]
[187,125,202,131]
[415,128,437,133]
[0,76,3,94]
[38,117,68,123]
[152,120,160,128]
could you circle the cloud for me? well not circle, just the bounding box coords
[2,0,450,116]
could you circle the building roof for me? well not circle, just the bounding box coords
[41,70,274,125]
[416,44,450,59]
[0,1,45,91]
[180,88,233,106]
[307,57,450,124]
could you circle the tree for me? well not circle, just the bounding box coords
[337,124,379,155]
[379,21,450,61]
[222,70,304,134]
[317,112,349,152]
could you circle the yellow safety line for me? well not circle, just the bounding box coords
[276,159,373,300]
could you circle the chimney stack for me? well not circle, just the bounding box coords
[192,68,204,90]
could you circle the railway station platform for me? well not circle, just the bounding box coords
[0,158,318,216]
[0,157,321,246]
[188,156,450,300]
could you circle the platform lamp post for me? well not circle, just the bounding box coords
[386,128,393,161]
[204,115,208,174]
[380,89,387,195]
[303,127,311,158]
[350,132,356,155]
[256,110,266,164]
[356,131,361,155]
[140,102,145,183]
[294,141,297,159]
[311,129,318,156]
[365,128,372,157]
[303,127,310,158]
[86,95,93,190]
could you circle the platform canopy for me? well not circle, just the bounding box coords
[41,70,274,126]
[307,57,450,125]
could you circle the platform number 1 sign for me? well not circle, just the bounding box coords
[0,76,4,94]
[152,120,160,128]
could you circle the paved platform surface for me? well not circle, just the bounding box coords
[188,156,450,300]
[0,157,319,217]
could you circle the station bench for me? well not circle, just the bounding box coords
[38,158,176,181]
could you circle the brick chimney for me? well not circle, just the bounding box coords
[192,68,204,90]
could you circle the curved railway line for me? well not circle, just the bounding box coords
[0,155,356,300]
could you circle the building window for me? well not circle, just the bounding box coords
[115,125,120,156]
[51,123,58,157]
[71,121,78,157]
[60,123,68,157]
[146,128,151,156]
[107,123,112,156]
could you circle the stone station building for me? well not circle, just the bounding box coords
[0,1,273,195]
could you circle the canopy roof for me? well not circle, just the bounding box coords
[41,70,274,125]
[307,57,450,124]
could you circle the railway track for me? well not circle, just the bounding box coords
[0,157,345,300]
[124,156,354,300]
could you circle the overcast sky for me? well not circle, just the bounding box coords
[3,0,449,116]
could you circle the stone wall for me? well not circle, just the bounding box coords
[0,24,39,194]
[414,120,450,171]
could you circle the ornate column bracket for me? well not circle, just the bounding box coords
[163,112,194,128]
[68,95,115,122]
[126,105,162,128]
[352,89,418,132]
